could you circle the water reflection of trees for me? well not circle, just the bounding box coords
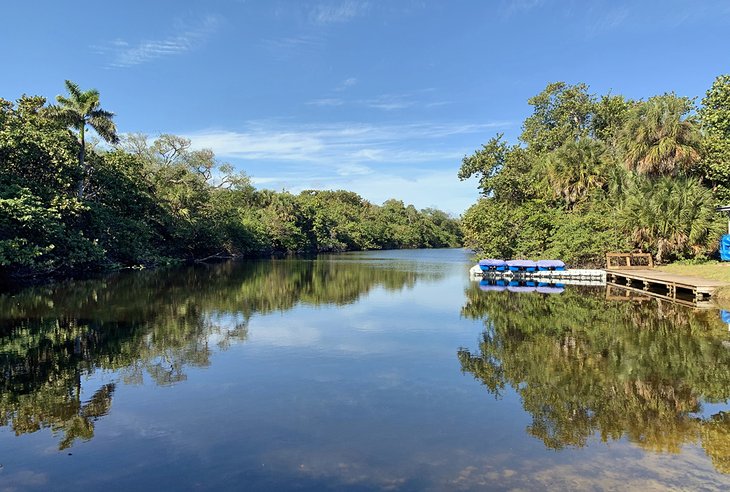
[458,285,730,473]
[0,259,432,449]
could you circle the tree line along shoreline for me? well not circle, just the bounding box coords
[4,74,730,286]
[0,81,462,285]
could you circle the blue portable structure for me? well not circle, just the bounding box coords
[721,235,730,261]
[716,206,730,261]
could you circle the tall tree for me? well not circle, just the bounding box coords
[520,82,595,153]
[699,74,730,201]
[620,94,701,177]
[51,80,119,198]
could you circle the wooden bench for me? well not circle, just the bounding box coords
[605,252,654,270]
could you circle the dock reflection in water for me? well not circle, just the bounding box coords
[460,282,730,474]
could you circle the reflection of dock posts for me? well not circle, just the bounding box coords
[667,282,676,299]
[695,288,703,303]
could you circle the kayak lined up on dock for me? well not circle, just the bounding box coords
[470,258,607,285]
[478,258,566,273]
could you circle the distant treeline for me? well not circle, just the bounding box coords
[0,84,461,281]
[459,76,730,266]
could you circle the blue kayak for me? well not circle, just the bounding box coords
[506,259,537,272]
[478,259,507,272]
[537,259,566,271]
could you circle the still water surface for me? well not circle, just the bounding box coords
[1,249,730,490]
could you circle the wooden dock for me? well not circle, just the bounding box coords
[605,269,728,303]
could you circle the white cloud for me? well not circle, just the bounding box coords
[583,5,630,36]
[334,77,359,91]
[260,35,324,59]
[307,98,346,107]
[365,94,415,111]
[250,168,480,214]
[183,121,509,165]
[310,1,369,24]
[307,90,450,112]
[178,119,507,213]
[92,15,220,68]
[501,0,548,17]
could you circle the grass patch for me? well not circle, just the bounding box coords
[657,261,730,283]
[658,262,730,309]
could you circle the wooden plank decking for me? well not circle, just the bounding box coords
[605,268,729,302]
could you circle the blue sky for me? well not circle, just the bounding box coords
[3,0,730,214]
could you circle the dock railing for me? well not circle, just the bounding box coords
[605,252,654,270]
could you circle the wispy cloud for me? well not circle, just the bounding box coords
[583,5,630,36]
[500,0,547,17]
[183,120,510,165]
[260,35,324,59]
[335,77,358,91]
[310,0,369,24]
[250,167,480,214]
[92,15,220,68]
[306,90,450,111]
[176,119,509,212]
[364,93,416,111]
[307,98,346,107]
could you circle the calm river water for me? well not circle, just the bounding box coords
[2,249,730,490]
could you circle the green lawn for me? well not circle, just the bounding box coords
[657,262,730,306]
[657,262,730,283]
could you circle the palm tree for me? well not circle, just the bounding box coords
[51,80,119,198]
[620,175,722,263]
[543,137,610,208]
[620,94,701,177]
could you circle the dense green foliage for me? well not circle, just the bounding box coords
[459,77,730,265]
[458,285,730,472]
[700,75,730,202]
[0,84,461,282]
[0,259,440,449]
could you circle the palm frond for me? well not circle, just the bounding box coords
[64,80,82,101]
[88,115,119,144]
